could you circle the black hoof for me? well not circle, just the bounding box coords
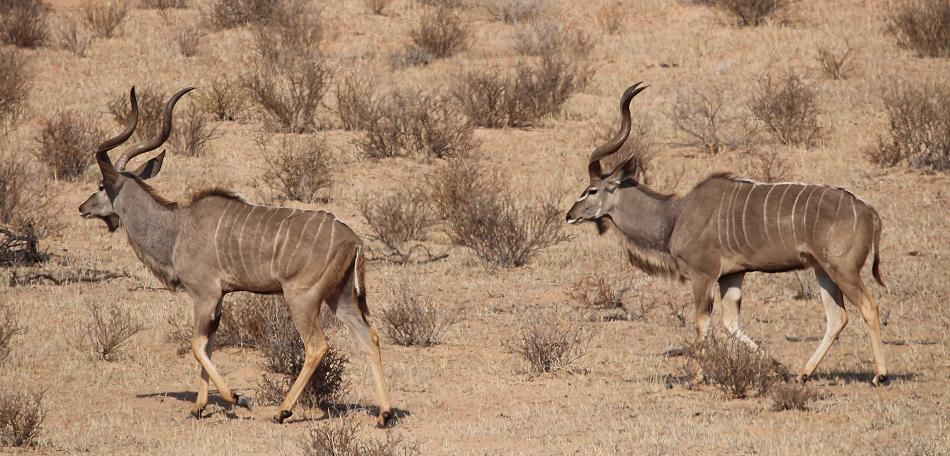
[236,394,253,411]
[191,407,205,419]
[274,410,293,424]
[377,410,395,428]
[872,374,888,386]
[799,374,810,384]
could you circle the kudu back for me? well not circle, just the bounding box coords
[79,87,393,425]
[566,83,888,385]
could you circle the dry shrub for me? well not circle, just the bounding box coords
[0,0,50,48]
[256,299,349,408]
[302,418,421,456]
[358,184,439,263]
[141,0,187,8]
[409,7,469,59]
[258,133,333,203]
[207,0,277,28]
[567,276,653,322]
[57,18,92,57]
[108,86,165,143]
[194,76,248,121]
[740,149,790,182]
[815,40,856,80]
[83,0,130,38]
[513,20,592,58]
[33,111,104,181]
[0,49,30,135]
[69,301,146,361]
[696,333,781,398]
[0,389,44,448]
[389,46,433,69]
[596,3,625,34]
[888,0,950,58]
[169,104,219,157]
[244,1,330,133]
[708,0,794,27]
[749,72,822,147]
[0,152,55,254]
[871,80,950,171]
[770,382,818,411]
[167,293,276,356]
[669,82,754,154]
[430,159,569,268]
[0,301,21,366]
[483,0,545,23]
[510,307,591,373]
[416,0,465,9]
[355,86,475,160]
[365,0,392,14]
[454,55,589,128]
[177,25,203,57]
[335,73,376,131]
[378,281,456,347]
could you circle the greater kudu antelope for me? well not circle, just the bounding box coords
[78,88,394,425]
[566,83,888,385]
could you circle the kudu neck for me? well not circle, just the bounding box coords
[113,180,180,268]
[608,185,677,252]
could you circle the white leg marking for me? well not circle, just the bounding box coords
[237,206,257,277]
[812,187,830,241]
[762,184,776,243]
[284,212,319,276]
[776,184,792,245]
[741,183,757,251]
[212,202,231,271]
[790,185,808,244]
[270,209,296,279]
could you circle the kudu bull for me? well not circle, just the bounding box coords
[566,83,888,385]
[79,88,393,425]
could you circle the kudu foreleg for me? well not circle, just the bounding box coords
[718,273,758,350]
[192,305,221,418]
[691,277,715,383]
[191,295,251,416]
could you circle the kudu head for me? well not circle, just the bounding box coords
[566,83,648,230]
[79,86,195,231]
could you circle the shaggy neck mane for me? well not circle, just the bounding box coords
[605,180,684,282]
[185,187,248,206]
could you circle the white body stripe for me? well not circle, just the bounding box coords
[812,187,829,240]
[776,184,792,245]
[802,186,817,242]
[790,186,807,243]
[271,209,296,278]
[212,202,231,271]
[237,206,257,276]
[326,219,337,262]
[285,212,319,276]
[741,183,756,251]
[762,185,776,242]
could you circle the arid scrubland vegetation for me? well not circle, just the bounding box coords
[0,0,949,454]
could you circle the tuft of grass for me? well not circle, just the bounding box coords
[0,389,44,448]
[707,0,795,27]
[358,184,439,264]
[870,80,950,171]
[430,158,569,267]
[513,20,592,58]
[815,40,856,80]
[176,25,203,57]
[695,332,782,398]
[510,307,591,373]
[257,133,333,203]
[169,104,219,157]
[482,0,545,23]
[0,49,30,136]
[378,281,457,347]
[409,7,469,60]
[0,300,22,366]
[888,0,950,58]
[302,418,421,456]
[83,0,129,39]
[0,0,50,48]
[749,72,822,148]
[207,0,278,29]
[56,18,92,57]
[770,382,819,411]
[69,301,146,362]
[33,111,104,181]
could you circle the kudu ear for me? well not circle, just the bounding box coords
[130,150,165,180]
[606,153,640,187]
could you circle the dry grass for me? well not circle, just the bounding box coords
[696,333,782,398]
[0,300,21,366]
[566,275,657,322]
[140,0,187,8]
[0,152,55,241]
[335,73,376,131]
[354,85,476,160]
[0,389,44,448]
[668,82,753,154]
[377,281,457,347]
[365,0,392,14]
[83,0,129,39]
[0,49,30,136]
[482,0,545,23]
[0,0,50,48]
[194,76,248,121]
[510,306,591,373]
[176,25,203,57]
[257,133,333,203]
[870,80,950,171]
[207,0,278,29]
[430,159,569,268]
[302,418,421,456]
[454,55,590,128]
[815,40,856,80]
[69,301,147,362]
[707,0,795,27]
[740,148,791,181]
[56,18,91,57]
[749,72,822,147]
[513,20,592,58]
[107,86,165,143]
[358,184,439,264]
[596,3,625,34]
[409,7,469,60]
[169,104,219,157]
[888,0,950,58]
[770,382,819,411]
[33,110,103,181]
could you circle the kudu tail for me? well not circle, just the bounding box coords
[353,245,371,322]
[871,213,885,287]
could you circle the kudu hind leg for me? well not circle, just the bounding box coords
[800,269,848,382]
[275,291,330,424]
[827,271,888,385]
[333,290,393,427]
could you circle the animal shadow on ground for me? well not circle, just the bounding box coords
[811,371,916,385]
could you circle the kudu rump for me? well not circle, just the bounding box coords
[567,83,888,385]
[79,88,393,425]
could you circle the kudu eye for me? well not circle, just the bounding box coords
[588,188,598,195]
